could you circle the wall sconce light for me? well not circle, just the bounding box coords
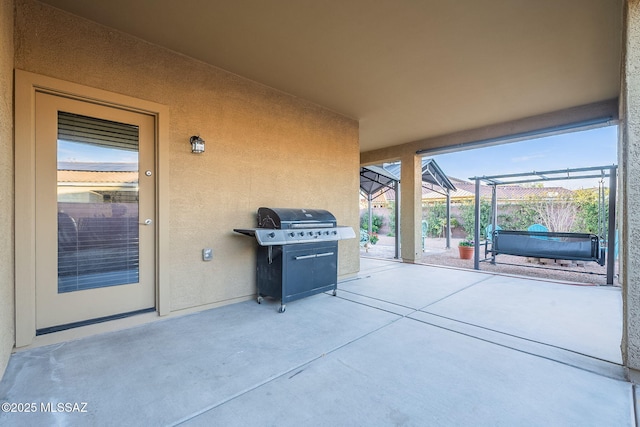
[190,136,205,154]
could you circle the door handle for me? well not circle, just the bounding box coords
[141,219,152,225]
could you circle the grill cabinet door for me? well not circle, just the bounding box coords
[283,242,338,303]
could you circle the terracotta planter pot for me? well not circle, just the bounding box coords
[458,245,474,259]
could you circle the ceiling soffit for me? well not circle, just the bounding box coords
[37,0,623,152]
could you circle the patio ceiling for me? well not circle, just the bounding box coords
[38,0,623,152]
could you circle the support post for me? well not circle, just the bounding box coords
[607,166,617,285]
[491,185,498,227]
[446,190,451,249]
[394,180,400,259]
[620,0,638,376]
[400,154,422,263]
[473,178,481,270]
[491,184,497,264]
[368,193,373,244]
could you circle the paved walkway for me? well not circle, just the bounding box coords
[0,258,633,426]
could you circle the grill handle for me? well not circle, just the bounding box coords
[294,252,334,260]
[316,252,335,258]
[290,223,334,229]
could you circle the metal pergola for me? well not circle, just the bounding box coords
[421,159,457,249]
[360,165,400,258]
[470,164,618,285]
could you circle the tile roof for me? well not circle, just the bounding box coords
[367,180,573,203]
[57,170,138,185]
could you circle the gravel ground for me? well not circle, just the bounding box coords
[361,235,618,286]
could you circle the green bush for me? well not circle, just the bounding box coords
[459,199,492,238]
[423,202,448,238]
[573,188,608,234]
[456,189,609,236]
[360,212,384,233]
[387,202,396,235]
[497,202,540,231]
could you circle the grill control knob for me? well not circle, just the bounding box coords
[289,232,295,237]
[308,231,314,236]
[299,232,305,237]
[332,230,338,235]
[268,232,275,238]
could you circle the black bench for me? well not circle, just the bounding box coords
[489,230,604,266]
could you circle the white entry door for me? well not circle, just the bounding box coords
[34,92,156,332]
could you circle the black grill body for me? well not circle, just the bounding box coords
[257,241,338,305]
[235,207,354,313]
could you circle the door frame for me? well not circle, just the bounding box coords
[15,70,170,347]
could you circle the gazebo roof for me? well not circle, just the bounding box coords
[360,165,399,197]
[382,158,456,195]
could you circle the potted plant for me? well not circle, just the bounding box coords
[369,233,379,245]
[458,237,474,259]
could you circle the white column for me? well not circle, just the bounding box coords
[621,0,640,378]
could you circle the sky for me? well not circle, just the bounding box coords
[58,140,138,164]
[430,125,618,190]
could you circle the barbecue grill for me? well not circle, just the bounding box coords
[234,207,355,312]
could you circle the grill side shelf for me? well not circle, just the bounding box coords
[233,228,257,237]
[234,227,356,246]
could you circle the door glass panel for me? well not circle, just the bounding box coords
[57,112,140,293]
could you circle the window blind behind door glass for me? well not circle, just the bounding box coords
[57,111,140,293]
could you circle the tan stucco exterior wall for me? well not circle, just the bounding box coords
[14,0,359,314]
[621,0,640,375]
[0,0,15,376]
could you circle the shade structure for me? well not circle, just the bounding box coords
[360,158,456,255]
[360,165,399,196]
[384,158,456,195]
[360,165,400,258]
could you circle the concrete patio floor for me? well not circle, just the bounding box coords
[0,258,633,426]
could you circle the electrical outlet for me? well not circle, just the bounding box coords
[202,248,213,261]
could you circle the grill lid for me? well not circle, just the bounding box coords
[258,207,336,229]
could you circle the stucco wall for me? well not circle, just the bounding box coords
[0,0,15,375]
[14,0,359,313]
[621,0,640,373]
